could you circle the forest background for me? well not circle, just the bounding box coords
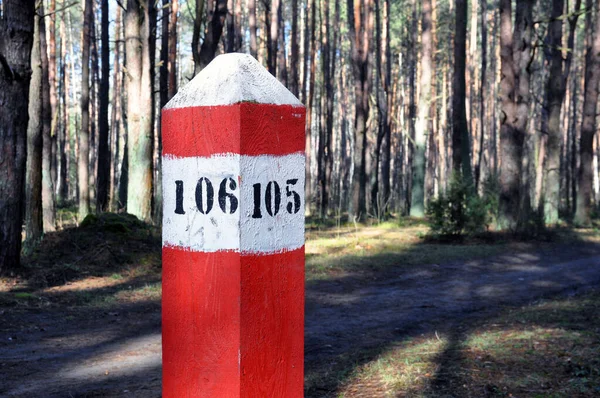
[1,0,600,273]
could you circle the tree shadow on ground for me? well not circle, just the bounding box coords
[303,235,600,397]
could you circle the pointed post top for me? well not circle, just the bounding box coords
[164,53,303,110]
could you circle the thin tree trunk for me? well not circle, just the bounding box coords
[574,0,600,225]
[268,0,280,76]
[59,8,69,203]
[290,0,300,96]
[475,0,487,190]
[48,0,59,200]
[452,0,472,182]
[195,0,228,74]
[40,3,56,231]
[125,0,153,221]
[111,4,124,211]
[97,0,110,212]
[26,10,43,243]
[411,0,433,216]
[248,0,257,57]
[381,0,392,209]
[305,0,317,215]
[78,0,92,221]
[234,0,242,50]
[160,0,169,108]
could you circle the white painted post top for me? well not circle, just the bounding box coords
[164,53,303,109]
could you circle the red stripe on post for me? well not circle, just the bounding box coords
[162,246,305,398]
[162,103,306,158]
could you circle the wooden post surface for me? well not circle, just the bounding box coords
[161,53,306,397]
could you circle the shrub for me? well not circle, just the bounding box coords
[426,174,494,237]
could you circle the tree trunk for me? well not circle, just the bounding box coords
[248,0,257,57]
[290,0,300,96]
[194,0,228,74]
[452,0,472,182]
[26,10,43,243]
[544,0,582,224]
[475,0,487,190]
[78,0,92,221]
[381,0,392,209]
[234,0,242,50]
[97,0,110,212]
[574,0,600,225]
[305,0,317,215]
[59,8,69,204]
[125,0,153,221]
[411,0,433,216]
[39,3,56,232]
[48,0,58,201]
[0,0,35,272]
[111,4,125,211]
[498,0,534,230]
[349,0,374,220]
[160,0,169,108]
[268,0,280,76]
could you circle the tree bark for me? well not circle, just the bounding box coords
[452,0,472,182]
[544,0,582,224]
[194,0,228,74]
[290,0,300,96]
[348,0,374,220]
[39,3,56,232]
[0,0,35,272]
[498,0,534,230]
[78,0,92,221]
[305,0,317,215]
[574,0,600,225]
[248,0,257,57]
[268,0,280,76]
[26,9,43,244]
[412,0,433,217]
[48,0,59,201]
[125,0,153,221]
[59,7,69,204]
[97,0,110,212]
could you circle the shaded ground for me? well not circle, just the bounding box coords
[1,216,600,397]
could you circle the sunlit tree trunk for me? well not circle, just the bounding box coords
[411,0,433,216]
[78,0,92,221]
[40,3,56,231]
[125,0,153,221]
[544,0,582,224]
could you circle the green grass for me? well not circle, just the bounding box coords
[305,222,507,279]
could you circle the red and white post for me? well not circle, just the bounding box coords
[161,53,306,397]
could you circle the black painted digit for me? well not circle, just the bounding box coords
[285,179,301,214]
[265,181,281,216]
[218,178,238,214]
[195,177,214,214]
[252,183,262,218]
[175,180,185,214]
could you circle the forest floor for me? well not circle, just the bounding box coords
[1,214,600,397]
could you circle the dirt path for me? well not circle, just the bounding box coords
[2,244,600,397]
